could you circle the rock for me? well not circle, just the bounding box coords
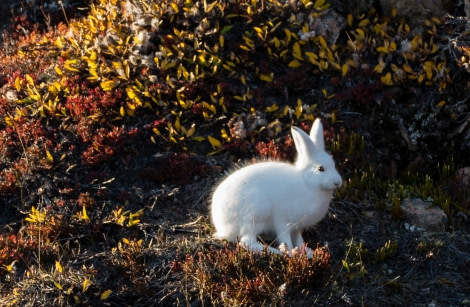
[454,167,470,187]
[449,167,470,205]
[401,198,447,232]
[300,9,347,45]
[379,0,447,27]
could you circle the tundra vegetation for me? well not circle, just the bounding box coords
[0,0,468,305]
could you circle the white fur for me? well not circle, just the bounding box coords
[211,119,342,257]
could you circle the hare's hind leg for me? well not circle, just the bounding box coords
[292,230,305,248]
[292,230,313,258]
[273,222,294,251]
[239,235,285,256]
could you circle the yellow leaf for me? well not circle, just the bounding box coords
[83,279,92,292]
[423,61,434,80]
[4,115,14,127]
[170,2,179,13]
[358,18,370,28]
[259,74,273,82]
[64,59,81,73]
[122,237,130,245]
[46,149,54,163]
[301,22,309,34]
[265,103,279,113]
[55,36,64,49]
[239,44,251,52]
[14,76,22,92]
[377,43,388,53]
[403,64,413,73]
[2,260,17,273]
[127,218,140,227]
[437,100,445,107]
[284,29,292,42]
[174,117,181,131]
[219,35,224,47]
[347,14,353,27]
[26,206,46,223]
[314,0,325,8]
[100,80,118,91]
[152,127,161,136]
[207,135,222,149]
[185,123,196,137]
[100,289,112,300]
[27,86,41,101]
[73,295,80,304]
[316,36,327,49]
[120,106,125,118]
[355,28,365,39]
[192,136,206,142]
[293,42,302,58]
[53,281,63,290]
[341,63,349,76]
[380,72,393,85]
[305,51,318,64]
[431,17,441,25]
[288,60,302,68]
[82,206,90,222]
[271,37,281,49]
[55,261,63,273]
[26,74,35,86]
[411,35,421,51]
[318,60,328,70]
[295,98,303,119]
[240,74,247,85]
[116,214,125,226]
[374,55,386,73]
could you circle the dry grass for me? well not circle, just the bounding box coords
[0,0,469,306]
[1,176,469,306]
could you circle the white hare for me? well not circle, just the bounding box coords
[211,118,342,257]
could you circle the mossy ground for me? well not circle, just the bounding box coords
[0,0,469,306]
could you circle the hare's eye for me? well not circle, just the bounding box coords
[318,166,324,172]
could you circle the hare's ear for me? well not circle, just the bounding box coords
[291,126,316,168]
[309,118,325,151]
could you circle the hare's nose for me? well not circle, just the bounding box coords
[335,178,343,188]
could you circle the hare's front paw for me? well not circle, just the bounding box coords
[300,245,313,259]
[279,242,289,254]
[288,244,313,259]
[278,243,307,258]
[278,243,296,256]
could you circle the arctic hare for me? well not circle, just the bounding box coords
[211,118,342,257]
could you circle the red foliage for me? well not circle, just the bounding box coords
[0,233,38,273]
[80,125,142,166]
[254,135,295,161]
[64,81,123,117]
[335,81,384,105]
